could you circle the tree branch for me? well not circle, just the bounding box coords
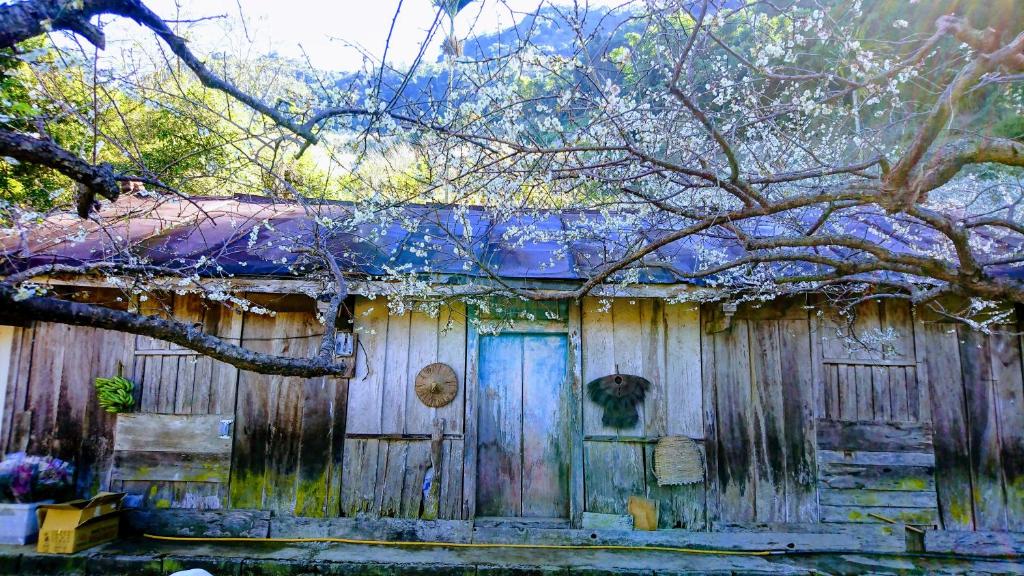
[0,285,349,376]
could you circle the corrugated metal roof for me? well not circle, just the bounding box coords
[2,194,1020,285]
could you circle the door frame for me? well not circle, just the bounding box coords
[462,302,585,526]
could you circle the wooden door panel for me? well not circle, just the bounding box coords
[522,334,569,517]
[476,334,524,516]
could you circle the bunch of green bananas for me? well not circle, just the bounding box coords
[94,376,136,414]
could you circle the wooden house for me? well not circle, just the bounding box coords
[0,196,1022,550]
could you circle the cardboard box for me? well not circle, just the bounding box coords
[36,492,124,554]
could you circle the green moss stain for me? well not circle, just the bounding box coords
[294,476,329,518]
[897,477,928,491]
[229,471,266,510]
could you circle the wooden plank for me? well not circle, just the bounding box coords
[381,310,411,435]
[2,327,32,454]
[436,302,467,434]
[521,334,569,518]
[0,325,14,448]
[475,333,523,517]
[611,299,644,433]
[582,298,617,437]
[994,330,1024,531]
[713,318,755,521]
[819,504,937,525]
[818,450,935,467]
[157,347,179,413]
[209,306,243,415]
[379,440,409,517]
[51,325,95,472]
[665,303,703,438]
[890,367,910,422]
[26,322,68,452]
[567,301,584,527]
[910,308,931,423]
[823,364,838,420]
[325,374,349,517]
[421,420,444,520]
[750,320,785,522]
[819,463,935,492]
[958,326,1004,530]
[171,295,204,414]
[821,358,917,367]
[347,297,388,435]
[839,364,857,420]
[112,450,230,482]
[640,300,666,437]
[229,312,275,509]
[870,365,890,421]
[402,438,431,518]
[923,323,974,530]
[174,357,198,414]
[262,311,313,514]
[140,355,162,413]
[779,317,817,523]
[270,515,471,542]
[8,410,30,453]
[295,377,333,518]
[819,488,937,508]
[65,326,117,495]
[442,439,464,520]
[854,365,873,420]
[808,302,826,419]
[924,530,1024,557]
[83,328,130,495]
[461,310,480,521]
[583,440,644,515]
[700,304,719,525]
[816,420,934,452]
[340,438,380,516]
[404,309,438,434]
[115,413,231,453]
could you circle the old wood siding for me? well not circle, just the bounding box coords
[132,295,243,416]
[341,298,466,519]
[228,302,349,518]
[817,301,926,422]
[581,298,705,529]
[816,420,937,525]
[112,294,249,510]
[1,321,132,498]
[701,299,818,525]
[920,319,1024,531]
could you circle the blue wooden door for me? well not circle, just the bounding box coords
[477,333,569,518]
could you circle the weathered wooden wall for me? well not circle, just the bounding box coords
[0,318,132,497]
[580,298,705,529]
[341,298,466,519]
[817,301,928,423]
[700,299,818,525]
[2,291,1024,536]
[920,318,1024,531]
[227,297,349,518]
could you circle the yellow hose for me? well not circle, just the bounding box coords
[144,533,774,556]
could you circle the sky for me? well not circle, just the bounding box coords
[103,0,622,71]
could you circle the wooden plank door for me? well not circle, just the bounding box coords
[476,333,569,518]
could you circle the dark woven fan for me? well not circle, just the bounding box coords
[587,373,651,429]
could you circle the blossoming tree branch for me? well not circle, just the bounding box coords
[1,0,1023,375]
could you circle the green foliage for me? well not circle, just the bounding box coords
[94,376,135,414]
